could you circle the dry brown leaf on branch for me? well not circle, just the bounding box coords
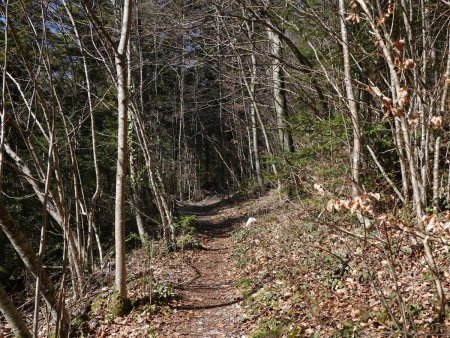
[377,14,389,26]
[346,0,360,23]
[350,200,359,214]
[394,108,406,117]
[388,0,395,14]
[382,96,393,108]
[381,96,393,120]
[408,116,419,127]
[430,116,442,129]
[404,59,416,69]
[345,13,360,23]
[422,214,437,232]
[398,86,409,107]
[326,199,336,212]
[394,39,406,52]
[382,111,391,121]
[326,194,378,217]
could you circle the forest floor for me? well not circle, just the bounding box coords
[147,197,246,337]
[2,190,448,337]
[89,196,248,337]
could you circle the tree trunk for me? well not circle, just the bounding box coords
[114,0,133,299]
[267,27,293,153]
[433,31,450,209]
[4,142,83,297]
[0,0,8,196]
[0,202,70,335]
[33,130,54,336]
[63,0,104,269]
[340,0,372,229]
[339,0,361,199]
[130,104,176,248]
[129,125,147,240]
[0,280,32,338]
[246,21,263,189]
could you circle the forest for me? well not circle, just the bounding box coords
[0,0,449,337]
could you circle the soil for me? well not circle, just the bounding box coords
[149,196,247,337]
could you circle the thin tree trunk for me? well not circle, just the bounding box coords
[130,104,175,248]
[219,11,278,177]
[340,0,373,230]
[367,145,404,203]
[433,31,450,210]
[114,0,133,299]
[357,0,424,219]
[0,280,32,338]
[339,0,361,199]
[0,202,70,335]
[246,21,263,188]
[33,127,54,337]
[129,124,147,240]
[356,0,445,319]
[0,0,8,196]
[236,54,277,176]
[4,141,83,298]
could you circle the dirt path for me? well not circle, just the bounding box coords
[155,197,245,337]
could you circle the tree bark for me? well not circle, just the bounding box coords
[246,21,263,188]
[340,0,373,229]
[129,125,147,240]
[114,0,133,299]
[0,202,70,335]
[267,27,293,153]
[339,0,362,199]
[0,0,8,196]
[0,280,32,338]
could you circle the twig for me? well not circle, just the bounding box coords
[367,145,404,203]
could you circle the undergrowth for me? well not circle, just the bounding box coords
[175,215,200,250]
[230,189,450,336]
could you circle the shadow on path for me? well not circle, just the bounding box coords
[177,196,248,238]
[156,196,246,337]
[177,194,244,216]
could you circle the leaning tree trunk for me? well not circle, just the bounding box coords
[219,10,278,177]
[130,103,176,248]
[0,202,70,335]
[63,0,104,269]
[0,280,32,338]
[4,141,83,298]
[127,40,147,242]
[128,21,176,248]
